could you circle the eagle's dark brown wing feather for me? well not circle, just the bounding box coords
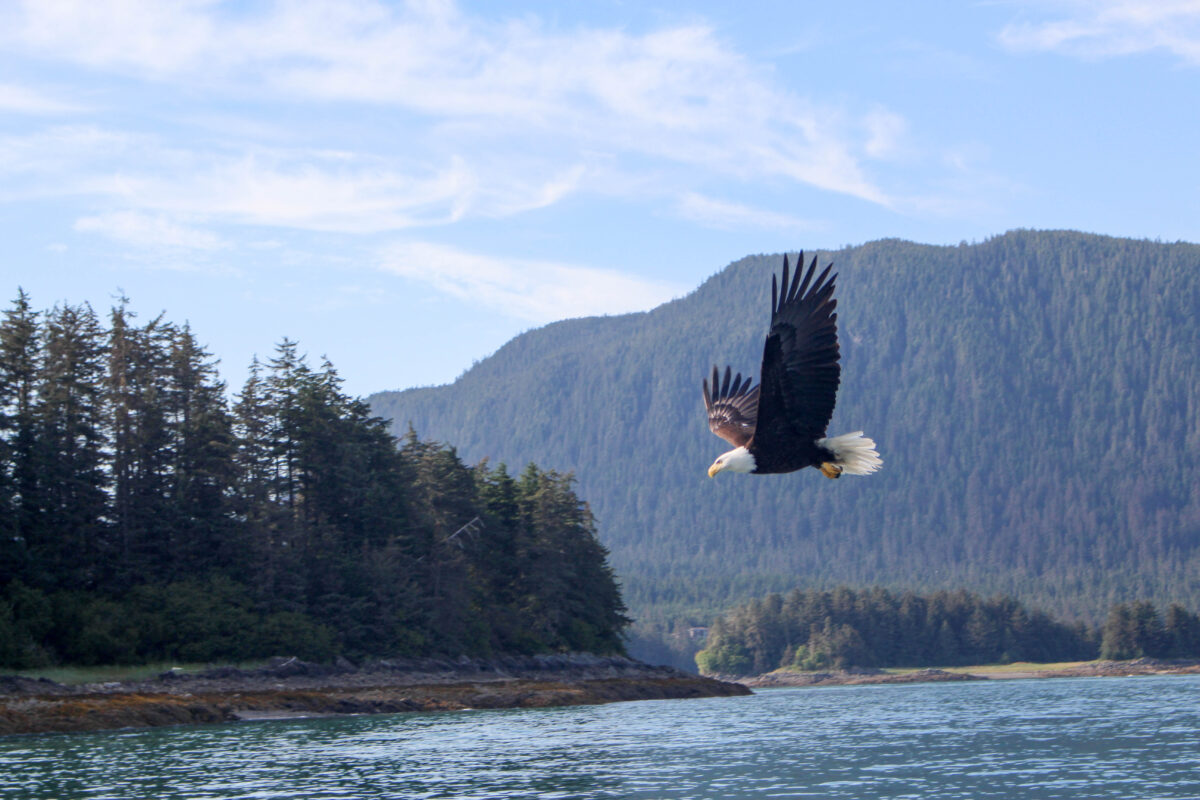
[750,253,841,473]
[703,364,760,448]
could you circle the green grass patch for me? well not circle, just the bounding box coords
[880,660,1093,676]
[934,660,1092,675]
[773,660,1096,678]
[13,660,272,686]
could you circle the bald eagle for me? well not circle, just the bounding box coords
[704,253,882,479]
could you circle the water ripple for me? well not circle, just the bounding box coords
[3,675,1200,799]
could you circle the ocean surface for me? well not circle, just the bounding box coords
[4,674,1200,799]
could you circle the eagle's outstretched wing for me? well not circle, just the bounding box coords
[703,365,760,448]
[752,253,841,462]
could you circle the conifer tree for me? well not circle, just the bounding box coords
[1164,604,1200,658]
[164,324,237,577]
[401,432,480,652]
[473,462,530,651]
[233,356,281,594]
[33,303,108,590]
[106,302,175,583]
[1101,601,1167,659]
[0,290,41,586]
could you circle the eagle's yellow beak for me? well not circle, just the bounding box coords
[707,462,721,478]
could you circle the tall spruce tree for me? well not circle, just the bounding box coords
[233,356,280,594]
[1164,604,1200,658]
[33,303,108,590]
[0,291,41,587]
[515,465,629,653]
[473,462,533,651]
[401,431,482,652]
[1100,601,1167,660]
[164,324,237,578]
[106,302,175,584]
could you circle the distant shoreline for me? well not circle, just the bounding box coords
[0,654,749,737]
[732,657,1200,688]
[10,656,1196,737]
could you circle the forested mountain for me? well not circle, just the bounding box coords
[0,295,628,668]
[369,230,1200,631]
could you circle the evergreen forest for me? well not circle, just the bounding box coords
[0,292,628,669]
[368,230,1200,655]
[695,587,1200,677]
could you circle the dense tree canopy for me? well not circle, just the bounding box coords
[0,295,628,668]
[695,587,1200,677]
[369,230,1200,639]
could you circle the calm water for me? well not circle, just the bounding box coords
[4,675,1200,799]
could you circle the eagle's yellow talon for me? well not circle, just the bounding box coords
[819,462,843,479]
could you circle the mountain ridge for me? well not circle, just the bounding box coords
[369,229,1200,624]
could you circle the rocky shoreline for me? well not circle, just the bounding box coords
[9,655,1195,737]
[734,657,1200,688]
[0,654,750,737]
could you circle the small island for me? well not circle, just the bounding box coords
[0,298,749,737]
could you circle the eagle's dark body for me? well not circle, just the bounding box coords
[703,253,880,479]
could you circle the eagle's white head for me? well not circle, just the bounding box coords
[708,446,757,477]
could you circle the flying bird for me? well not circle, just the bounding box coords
[704,253,882,479]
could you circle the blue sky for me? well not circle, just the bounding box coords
[3,0,1198,397]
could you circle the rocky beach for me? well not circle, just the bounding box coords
[0,654,750,736]
[9,655,1199,737]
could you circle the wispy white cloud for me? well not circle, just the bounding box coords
[0,82,84,114]
[3,0,969,322]
[3,121,595,235]
[112,152,478,233]
[5,0,898,206]
[675,193,821,233]
[10,0,220,75]
[863,109,908,160]
[0,122,592,239]
[999,1,1200,64]
[74,210,228,251]
[0,126,132,182]
[379,241,684,323]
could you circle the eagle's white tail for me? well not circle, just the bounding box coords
[817,431,882,476]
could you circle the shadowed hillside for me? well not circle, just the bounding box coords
[370,230,1200,626]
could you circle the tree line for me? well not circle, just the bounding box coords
[695,586,1200,676]
[0,291,628,669]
